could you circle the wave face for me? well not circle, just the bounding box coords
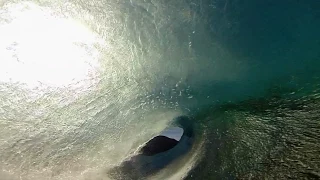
[0,0,319,179]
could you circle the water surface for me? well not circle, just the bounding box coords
[0,0,319,179]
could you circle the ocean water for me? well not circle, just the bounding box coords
[0,0,319,179]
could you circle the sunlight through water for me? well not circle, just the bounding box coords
[1,0,319,179]
[0,1,102,88]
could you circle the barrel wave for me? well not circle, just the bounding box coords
[0,0,319,179]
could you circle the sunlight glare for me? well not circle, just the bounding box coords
[0,2,102,88]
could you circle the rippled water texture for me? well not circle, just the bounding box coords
[0,0,319,179]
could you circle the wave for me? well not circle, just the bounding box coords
[0,0,319,179]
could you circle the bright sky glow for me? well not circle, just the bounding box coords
[0,2,102,88]
[160,127,184,141]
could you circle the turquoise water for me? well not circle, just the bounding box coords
[0,0,319,179]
